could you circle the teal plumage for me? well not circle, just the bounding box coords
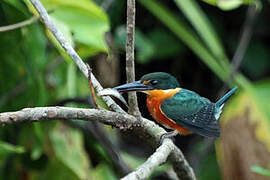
[216,87,238,107]
[161,87,237,137]
[161,89,220,137]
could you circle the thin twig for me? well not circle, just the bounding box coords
[0,16,38,32]
[0,9,54,32]
[219,5,258,95]
[126,0,141,117]
[231,5,258,74]
[121,139,174,180]
[86,64,99,108]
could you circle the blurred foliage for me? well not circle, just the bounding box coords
[198,152,221,180]
[241,42,270,78]
[201,0,259,10]
[1,0,270,179]
[251,165,270,177]
[49,124,90,179]
[216,82,270,179]
[114,25,184,63]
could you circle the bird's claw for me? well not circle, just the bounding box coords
[160,130,178,145]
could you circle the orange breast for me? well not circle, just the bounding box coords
[146,89,191,135]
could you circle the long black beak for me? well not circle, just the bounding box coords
[114,81,153,92]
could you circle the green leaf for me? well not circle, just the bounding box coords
[201,0,261,10]
[22,24,47,70]
[0,2,49,109]
[51,17,74,47]
[0,141,25,154]
[25,0,110,57]
[121,152,144,169]
[241,43,270,78]
[217,0,244,10]
[3,0,29,16]
[138,0,228,80]
[91,163,117,180]
[148,28,184,60]
[43,0,109,52]
[201,0,217,5]
[254,80,270,121]
[31,123,44,160]
[135,30,155,63]
[35,159,80,180]
[0,141,25,162]
[251,165,270,177]
[199,151,221,180]
[49,123,90,179]
[174,0,228,63]
[0,141,24,172]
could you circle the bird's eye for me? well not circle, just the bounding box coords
[151,80,158,85]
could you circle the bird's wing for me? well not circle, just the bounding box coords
[160,89,220,137]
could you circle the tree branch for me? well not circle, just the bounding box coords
[0,106,196,179]
[0,107,136,127]
[121,139,174,180]
[126,0,141,116]
[29,0,124,113]
[26,1,196,179]
[128,117,196,180]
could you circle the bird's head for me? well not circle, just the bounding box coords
[114,72,180,93]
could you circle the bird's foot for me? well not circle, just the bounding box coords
[160,130,178,145]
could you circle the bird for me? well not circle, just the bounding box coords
[114,72,237,140]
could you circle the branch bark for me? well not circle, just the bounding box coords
[121,139,174,180]
[0,107,136,127]
[126,0,141,116]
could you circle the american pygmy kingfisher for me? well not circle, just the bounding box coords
[114,72,237,138]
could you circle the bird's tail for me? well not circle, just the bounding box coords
[216,86,238,107]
